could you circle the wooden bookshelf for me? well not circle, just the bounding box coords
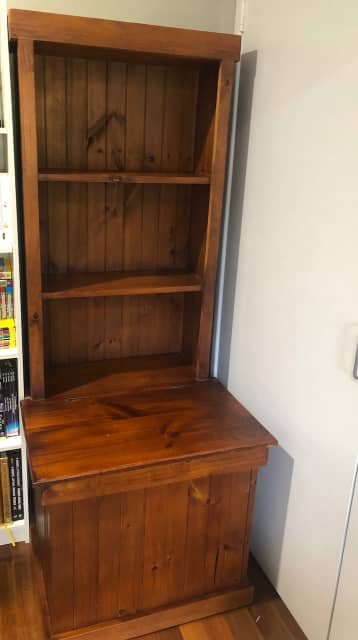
[42,271,203,299]
[11,9,277,640]
[38,170,211,184]
[0,0,29,547]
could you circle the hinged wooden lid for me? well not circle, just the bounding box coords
[22,381,277,486]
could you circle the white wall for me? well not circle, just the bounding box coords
[7,0,236,32]
[218,2,358,639]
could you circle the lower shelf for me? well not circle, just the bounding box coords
[45,353,194,398]
[0,434,22,452]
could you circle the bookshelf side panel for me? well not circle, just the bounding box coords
[194,60,236,379]
[17,38,45,398]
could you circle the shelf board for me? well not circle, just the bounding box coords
[0,128,7,135]
[0,519,26,546]
[0,519,25,529]
[42,271,203,300]
[0,347,17,359]
[38,170,210,184]
[45,353,194,399]
[0,435,21,452]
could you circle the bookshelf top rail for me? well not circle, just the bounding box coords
[9,9,242,62]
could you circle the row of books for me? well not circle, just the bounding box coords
[0,360,19,438]
[0,449,23,523]
[0,255,15,349]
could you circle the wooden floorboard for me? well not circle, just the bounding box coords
[0,543,307,640]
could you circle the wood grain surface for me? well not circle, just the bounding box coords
[38,171,210,184]
[21,380,276,485]
[9,10,242,61]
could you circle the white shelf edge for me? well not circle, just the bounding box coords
[0,520,26,545]
[0,518,24,529]
[0,347,18,359]
[0,434,21,451]
[0,245,13,253]
[0,127,7,134]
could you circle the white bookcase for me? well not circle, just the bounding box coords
[0,0,29,546]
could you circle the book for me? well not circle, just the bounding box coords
[0,465,3,524]
[1,360,19,437]
[0,176,13,252]
[0,318,16,349]
[15,451,23,521]
[0,255,15,339]
[7,449,23,521]
[0,255,12,280]
[0,453,12,523]
[0,398,5,439]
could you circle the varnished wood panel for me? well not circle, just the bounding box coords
[46,504,74,632]
[44,353,194,399]
[9,10,242,62]
[195,60,235,379]
[17,39,45,398]
[35,55,200,174]
[40,449,269,507]
[21,381,277,485]
[39,171,210,183]
[34,53,207,371]
[54,588,254,640]
[42,273,203,300]
[44,294,185,366]
[41,471,256,633]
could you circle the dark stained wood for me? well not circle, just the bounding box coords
[9,10,242,62]
[141,483,188,610]
[42,272,203,299]
[21,381,277,486]
[35,474,256,634]
[44,353,194,399]
[96,494,121,622]
[86,59,106,364]
[66,57,89,365]
[73,500,99,629]
[17,39,45,399]
[32,48,210,375]
[46,504,74,632]
[195,59,235,379]
[118,490,146,617]
[53,587,254,640]
[40,448,269,507]
[38,170,210,184]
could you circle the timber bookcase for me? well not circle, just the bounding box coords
[10,9,277,640]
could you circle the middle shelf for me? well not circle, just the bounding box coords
[38,170,211,184]
[42,271,203,300]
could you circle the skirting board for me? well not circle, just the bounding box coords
[53,584,254,640]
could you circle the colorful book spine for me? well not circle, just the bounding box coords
[0,466,3,524]
[0,318,16,349]
[0,255,15,347]
[0,400,5,439]
[0,255,12,279]
[1,360,19,437]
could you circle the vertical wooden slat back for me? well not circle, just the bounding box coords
[17,39,45,398]
[194,59,235,379]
